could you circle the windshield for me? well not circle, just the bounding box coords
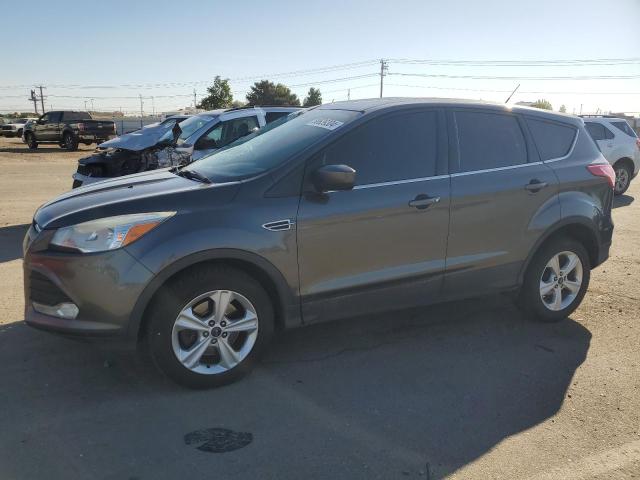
[183,109,360,182]
[159,114,215,144]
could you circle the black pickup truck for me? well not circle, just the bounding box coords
[23,111,117,151]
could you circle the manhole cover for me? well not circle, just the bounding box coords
[184,428,253,453]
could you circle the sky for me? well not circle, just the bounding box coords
[1,0,639,116]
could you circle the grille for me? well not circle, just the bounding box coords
[1,126,13,131]
[76,165,89,176]
[29,271,71,306]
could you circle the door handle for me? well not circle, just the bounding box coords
[409,194,440,209]
[524,180,548,193]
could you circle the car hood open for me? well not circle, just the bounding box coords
[98,123,175,151]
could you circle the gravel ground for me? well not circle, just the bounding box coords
[0,136,638,479]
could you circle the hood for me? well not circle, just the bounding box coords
[34,169,239,229]
[98,123,174,151]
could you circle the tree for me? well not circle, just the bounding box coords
[559,104,567,113]
[303,87,322,107]
[531,99,553,110]
[246,80,300,106]
[197,76,233,110]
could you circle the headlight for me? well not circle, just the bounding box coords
[50,212,175,253]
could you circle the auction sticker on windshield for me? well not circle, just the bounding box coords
[306,118,344,131]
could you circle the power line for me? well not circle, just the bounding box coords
[388,57,640,66]
[385,83,640,95]
[0,56,638,91]
[390,73,640,81]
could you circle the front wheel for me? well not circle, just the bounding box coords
[146,266,274,388]
[519,238,590,322]
[25,133,38,150]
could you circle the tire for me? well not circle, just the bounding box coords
[146,265,275,389]
[519,238,591,323]
[613,161,632,196]
[25,133,38,150]
[63,132,78,151]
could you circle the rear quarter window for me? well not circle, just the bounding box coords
[526,118,577,160]
[611,121,637,138]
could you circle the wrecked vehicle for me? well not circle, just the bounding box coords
[71,107,301,188]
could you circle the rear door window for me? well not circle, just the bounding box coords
[455,111,527,172]
[526,118,577,160]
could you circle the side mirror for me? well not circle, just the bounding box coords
[312,164,356,192]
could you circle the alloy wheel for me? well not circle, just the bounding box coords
[615,166,629,194]
[171,290,259,375]
[539,250,583,311]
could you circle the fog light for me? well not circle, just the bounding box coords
[32,302,79,320]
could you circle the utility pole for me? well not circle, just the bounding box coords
[379,59,388,98]
[29,90,39,115]
[37,85,46,113]
[347,89,351,100]
[193,89,197,109]
[84,100,88,111]
[151,96,155,116]
[139,94,144,128]
[90,98,95,112]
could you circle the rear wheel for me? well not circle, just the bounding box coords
[25,133,37,150]
[519,238,590,322]
[63,132,78,151]
[614,162,632,195]
[146,266,274,389]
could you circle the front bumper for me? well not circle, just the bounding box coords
[23,226,153,339]
[0,130,19,137]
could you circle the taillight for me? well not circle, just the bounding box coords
[77,122,86,131]
[635,138,640,150]
[587,163,615,189]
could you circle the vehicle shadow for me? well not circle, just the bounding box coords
[0,146,93,154]
[0,223,28,263]
[613,194,634,208]
[0,296,590,479]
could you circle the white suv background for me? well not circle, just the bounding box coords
[583,116,640,195]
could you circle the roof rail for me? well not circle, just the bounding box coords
[223,105,301,112]
[579,114,621,118]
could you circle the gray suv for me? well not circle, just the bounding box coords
[23,99,615,388]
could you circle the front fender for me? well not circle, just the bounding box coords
[125,248,301,340]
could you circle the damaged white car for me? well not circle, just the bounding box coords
[71,107,300,188]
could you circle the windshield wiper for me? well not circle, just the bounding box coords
[172,167,212,184]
